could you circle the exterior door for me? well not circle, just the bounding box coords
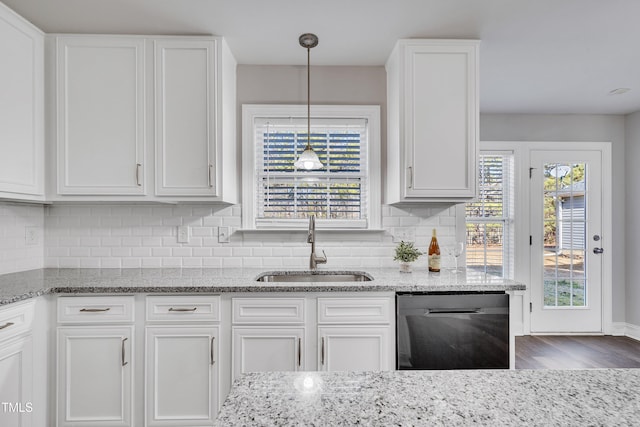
[530,150,603,333]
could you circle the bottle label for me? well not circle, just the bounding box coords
[429,254,441,271]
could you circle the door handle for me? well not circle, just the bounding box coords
[320,337,325,366]
[211,337,215,365]
[593,247,604,254]
[136,163,142,186]
[122,337,128,367]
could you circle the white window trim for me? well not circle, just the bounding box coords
[241,104,381,230]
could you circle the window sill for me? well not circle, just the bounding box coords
[236,228,386,233]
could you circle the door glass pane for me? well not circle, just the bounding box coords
[543,162,587,308]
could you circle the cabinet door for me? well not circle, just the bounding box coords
[154,39,217,196]
[56,37,145,195]
[145,326,218,427]
[57,327,133,427]
[232,327,304,381]
[318,326,391,372]
[0,335,33,427]
[402,41,478,200]
[0,4,43,197]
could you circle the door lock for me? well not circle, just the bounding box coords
[593,247,604,254]
[593,235,600,241]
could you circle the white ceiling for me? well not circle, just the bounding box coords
[4,0,640,114]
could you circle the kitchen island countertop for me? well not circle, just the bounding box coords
[0,267,525,306]
[216,369,640,426]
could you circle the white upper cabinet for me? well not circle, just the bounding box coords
[386,39,479,203]
[49,34,237,202]
[154,39,217,197]
[55,36,146,195]
[0,3,44,200]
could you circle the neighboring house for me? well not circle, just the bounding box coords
[554,182,586,252]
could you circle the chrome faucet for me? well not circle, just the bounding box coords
[307,215,327,270]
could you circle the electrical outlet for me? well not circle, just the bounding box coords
[218,226,230,243]
[177,226,190,243]
[25,226,41,246]
[392,228,415,243]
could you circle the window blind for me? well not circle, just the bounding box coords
[465,152,515,278]
[254,117,368,227]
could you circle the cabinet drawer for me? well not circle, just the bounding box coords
[57,296,135,323]
[317,298,391,324]
[0,300,35,342]
[232,298,305,324]
[146,295,220,322]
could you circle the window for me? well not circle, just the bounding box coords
[242,105,381,229]
[465,152,515,278]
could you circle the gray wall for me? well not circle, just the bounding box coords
[625,111,640,326]
[480,114,627,323]
[237,64,387,150]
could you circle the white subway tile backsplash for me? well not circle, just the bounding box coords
[33,203,462,269]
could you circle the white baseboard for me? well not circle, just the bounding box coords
[610,322,627,336]
[610,322,640,341]
[625,323,640,341]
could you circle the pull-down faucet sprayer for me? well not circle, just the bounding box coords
[307,215,327,270]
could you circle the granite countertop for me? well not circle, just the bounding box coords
[0,267,525,306]
[216,369,640,426]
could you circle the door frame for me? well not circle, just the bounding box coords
[479,141,612,335]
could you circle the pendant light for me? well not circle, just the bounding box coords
[294,33,323,171]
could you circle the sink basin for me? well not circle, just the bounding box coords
[256,271,373,282]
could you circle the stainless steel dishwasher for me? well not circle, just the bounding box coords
[396,292,509,370]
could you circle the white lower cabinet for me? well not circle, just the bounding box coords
[318,326,390,371]
[0,335,34,427]
[230,294,395,376]
[56,295,222,426]
[0,300,36,427]
[145,326,219,427]
[232,327,304,379]
[56,327,133,427]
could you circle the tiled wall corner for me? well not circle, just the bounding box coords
[0,203,45,274]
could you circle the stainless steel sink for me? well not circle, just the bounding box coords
[256,271,373,282]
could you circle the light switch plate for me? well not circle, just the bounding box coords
[177,226,190,243]
[218,226,230,243]
[25,226,41,246]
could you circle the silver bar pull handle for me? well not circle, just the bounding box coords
[210,337,215,365]
[297,337,302,367]
[80,308,111,313]
[122,337,128,367]
[426,308,482,314]
[208,164,213,188]
[321,337,325,366]
[136,163,142,186]
[0,322,14,330]
[168,307,197,312]
[407,166,413,188]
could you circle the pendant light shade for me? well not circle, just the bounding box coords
[294,147,323,170]
[294,33,323,171]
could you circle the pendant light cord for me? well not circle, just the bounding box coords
[306,46,312,151]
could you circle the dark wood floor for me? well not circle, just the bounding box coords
[515,336,640,369]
